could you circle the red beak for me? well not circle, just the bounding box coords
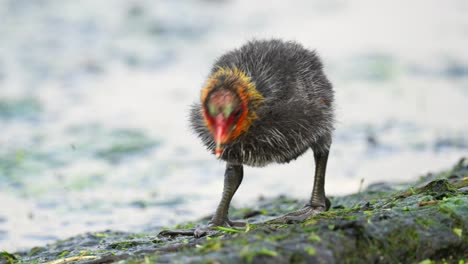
[214,113,228,158]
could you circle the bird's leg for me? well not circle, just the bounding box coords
[268,150,330,224]
[310,150,329,209]
[211,163,244,225]
[194,163,244,236]
[159,163,244,238]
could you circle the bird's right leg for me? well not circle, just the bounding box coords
[267,149,330,223]
[159,163,244,238]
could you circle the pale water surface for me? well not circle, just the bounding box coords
[0,0,467,251]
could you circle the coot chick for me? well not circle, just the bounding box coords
[165,39,334,237]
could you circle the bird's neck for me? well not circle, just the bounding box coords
[201,67,264,139]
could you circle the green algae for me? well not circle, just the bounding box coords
[196,238,223,254]
[0,147,63,183]
[27,247,44,257]
[0,97,42,120]
[95,129,157,163]
[11,158,468,264]
[0,251,17,264]
[240,246,279,263]
[68,124,160,163]
[304,246,316,256]
[453,228,462,238]
[307,233,321,242]
[215,226,243,233]
[0,124,159,198]
[173,222,196,229]
[57,250,70,258]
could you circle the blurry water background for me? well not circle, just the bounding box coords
[0,0,467,251]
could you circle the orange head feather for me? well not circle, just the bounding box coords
[201,67,264,157]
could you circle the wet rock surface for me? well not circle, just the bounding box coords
[1,158,467,264]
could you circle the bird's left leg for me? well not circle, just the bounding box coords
[268,149,330,224]
[159,163,244,237]
[191,163,245,237]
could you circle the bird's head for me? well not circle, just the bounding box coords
[201,67,264,158]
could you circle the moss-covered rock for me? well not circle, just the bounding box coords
[3,158,467,264]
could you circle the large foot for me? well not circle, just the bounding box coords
[194,219,245,238]
[159,219,246,238]
[267,204,326,224]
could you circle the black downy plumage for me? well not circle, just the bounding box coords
[162,39,335,237]
[190,39,334,167]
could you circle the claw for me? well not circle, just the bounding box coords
[194,227,209,238]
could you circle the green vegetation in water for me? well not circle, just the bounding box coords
[9,157,468,263]
[95,129,158,163]
[0,147,64,186]
[0,124,161,197]
[68,124,160,163]
[337,53,398,82]
[0,97,42,120]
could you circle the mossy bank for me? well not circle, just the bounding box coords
[2,158,467,264]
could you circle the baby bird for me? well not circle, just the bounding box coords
[167,39,334,237]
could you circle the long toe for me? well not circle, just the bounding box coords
[158,228,196,237]
[194,220,245,238]
[267,205,326,224]
[227,219,246,228]
[160,219,245,238]
[158,227,217,238]
[194,226,214,238]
